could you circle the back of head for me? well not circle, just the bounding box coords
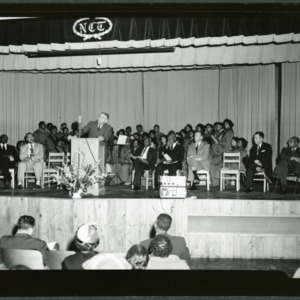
[126,244,149,270]
[149,235,173,258]
[17,215,35,230]
[156,213,172,232]
[75,223,100,252]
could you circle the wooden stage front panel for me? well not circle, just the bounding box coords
[1,196,300,259]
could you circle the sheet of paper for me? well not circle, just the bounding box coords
[117,135,127,145]
[163,153,172,161]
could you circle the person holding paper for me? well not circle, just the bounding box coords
[186,131,211,190]
[132,137,157,191]
[155,132,184,188]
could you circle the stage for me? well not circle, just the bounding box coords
[1,183,300,262]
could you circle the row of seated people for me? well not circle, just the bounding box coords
[0,214,191,270]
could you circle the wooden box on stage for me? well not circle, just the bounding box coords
[71,138,105,196]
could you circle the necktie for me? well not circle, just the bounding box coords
[195,143,198,154]
[98,124,101,130]
[30,144,34,157]
[141,147,146,155]
[257,146,260,156]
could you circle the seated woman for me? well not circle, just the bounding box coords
[116,136,132,185]
[62,223,100,270]
[147,235,190,270]
[155,135,167,168]
[126,244,149,270]
[106,136,121,184]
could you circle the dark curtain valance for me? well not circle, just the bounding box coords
[1,15,300,46]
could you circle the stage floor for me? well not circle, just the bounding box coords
[0,182,298,200]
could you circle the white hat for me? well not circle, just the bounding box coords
[82,253,132,270]
[76,222,98,244]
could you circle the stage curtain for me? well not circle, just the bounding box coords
[219,65,277,156]
[280,62,300,149]
[0,72,144,145]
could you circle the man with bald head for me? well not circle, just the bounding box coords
[80,112,113,160]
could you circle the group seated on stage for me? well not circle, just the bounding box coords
[0,213,191,270]
[1,117,299,194]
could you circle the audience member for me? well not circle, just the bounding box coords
[149,130,156,142]
[140,213,191,265]
[195,123,205,132]
[116,136,132,185]
[147,235,190,270]
[33,121,49,146]
[0,134,19,189]
[125,126,132,138]
[155,132,184,188]
[154,124,163,142]
[132,137,157,191]
[70,121,79,137]
[126,244,149,270]
[184,124,193,135]
[187,131,211,190]
[273,136,300,194]
[82,253,132,269]
[46,122,53,134]
[61,127,71,153]
[16,140,26,155]
[0,215,49,266]
[131,139,140,157]
[45,125,59,156]
[244,131,273,193]
[56,122,67,139]
[62,223,99,270]
[136,124,145,136]
[117,129,125,136]
[17,133,44,189]
[228,137,248,171]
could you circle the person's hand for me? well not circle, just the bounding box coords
[23,157,31,162]
[291,156,300,163]
[254,160,262,166]
[256,166,262,172]
[9,155,14,161]
[98,136,104,141]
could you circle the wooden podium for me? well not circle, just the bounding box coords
[71,138,105,196]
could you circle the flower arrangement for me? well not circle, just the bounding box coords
[55,161,107,197]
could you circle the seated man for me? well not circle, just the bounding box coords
[33,121,49,146]
[140,213,192,265]
[0,215,49,266]
[273,136,300,194]
[147,235,190,270]
[244,131,273,193]
[17,132,44,189]
[132,137,157,191]
[155,132,184,188]
[0,134,19,189]
[187,131,211,190]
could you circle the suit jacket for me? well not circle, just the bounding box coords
[187,141,211,171]
[0,233,49,265]
[81,121,113,144]
[19,142,44,162]
[163,144,184,163]
[0,144,19,163]
[136,146,158,167]
[248,142,273,176]
[141,233,192,265]
[280,146,300,161]
[33,129,49,146]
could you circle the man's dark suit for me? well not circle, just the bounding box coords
[0,144,18,183]
[133,146,157,188]
[155,144,184,186]
[140,233,192,265]
[0,233,49,265]
[274,146,300,185]
[244,142,273,188]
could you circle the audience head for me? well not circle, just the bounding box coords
[63,127,69,136]
[136,124,143,133]
[24,133,34,144]
[142,133,149,140]
[150,138,158,149]
[214,122,223,132]
[17,215,35,235]
[60,123,67,131]
[126,244,149,270]
[50,125,58,135]
[144,137,150,148]
[231,137,239,148]
[154,124,160,133]
[117,129,125,137]
[56,138,64,148]
[155,213,172,233]
[288,136,299,148]
[149,130,156,139]
[254,131,265,145]
[75,223,100,252]
[194,131,204,143]
[167,132,176,144]
[98,113,109,125]
[46,122,53,131]
[189,130,195,139]
[112,136,118,145]
[133,132,140,140]
[0,134,8,144]
[71,121,79,132]
[185,124,193,133]
[16,140,26,152]
[180,129,187,139]
[125,126,132,135]
[223,119,234,130]
[38,121,46,130]
[237,138,248,149]
[176,136,183,146]
[149,235,173,258]
[132,139,140,149]
[160,135,167,146]
[196,123,205,132]
[205,123,214,134]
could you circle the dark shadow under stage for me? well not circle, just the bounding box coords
[0,182,299,200]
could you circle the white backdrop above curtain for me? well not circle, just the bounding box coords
[1,42,300,72]
[280,62,300,149]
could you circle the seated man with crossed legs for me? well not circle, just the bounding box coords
[17,132,44,189]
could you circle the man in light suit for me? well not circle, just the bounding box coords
[273,136,300,194]
[80,112,113,160]
[0,134,19,189]
[244,131,273,193]
[17,132,44,189]
[187,131,211,190]
[140,213,192,266]
[132,137,157,190]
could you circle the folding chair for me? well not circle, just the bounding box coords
[131,169,156,190]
